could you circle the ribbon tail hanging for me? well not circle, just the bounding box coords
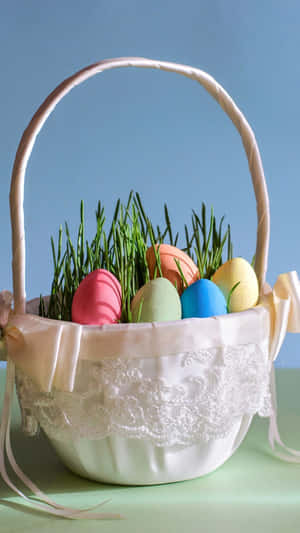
[0,358,122,520]
[268,365,300,463]
[268,271,300,462]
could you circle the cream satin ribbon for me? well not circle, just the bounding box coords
[263,271,300,463]
[0,292,121,520]
[0,359,122,519]
[0,291,25,361]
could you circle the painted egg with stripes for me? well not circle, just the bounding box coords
[72,269,122,325]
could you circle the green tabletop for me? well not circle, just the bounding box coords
[1,368,300,533]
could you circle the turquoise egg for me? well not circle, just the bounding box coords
[131,278,182,323]
[181,279,227,319]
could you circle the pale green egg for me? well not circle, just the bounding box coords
[131,278,182,323]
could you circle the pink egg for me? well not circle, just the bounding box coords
[72,269,122,325]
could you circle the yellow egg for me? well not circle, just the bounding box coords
[212,257,259,312]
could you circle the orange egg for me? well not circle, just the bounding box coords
[146,244,199,294]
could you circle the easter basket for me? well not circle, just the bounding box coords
[2,57,300,519]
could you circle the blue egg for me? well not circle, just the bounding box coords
[181,279,227,319]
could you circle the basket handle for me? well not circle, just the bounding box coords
[9,57,270,313]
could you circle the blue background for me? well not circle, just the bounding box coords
[0,0,299,367]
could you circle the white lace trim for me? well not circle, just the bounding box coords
[16,343,272,447]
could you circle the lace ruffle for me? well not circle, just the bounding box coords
[16,342,272,447]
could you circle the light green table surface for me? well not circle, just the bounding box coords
[1,368,300,533]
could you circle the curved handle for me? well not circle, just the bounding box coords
[10,57,270,313]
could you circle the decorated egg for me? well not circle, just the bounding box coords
[131,277,182,323]
[181,279,227,319]
[72,269,122,325]
[212,257,259,312]
[146,244,199,294]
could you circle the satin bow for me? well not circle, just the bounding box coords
[0,291,24,360]
[272,271,300,333]
[261,271,300,463]
[261,271,300,363]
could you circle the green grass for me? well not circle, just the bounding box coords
[39,192,234,323]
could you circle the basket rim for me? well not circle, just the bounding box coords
[19,301,267,331]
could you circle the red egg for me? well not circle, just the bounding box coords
[71,269,122,325]
[146,244,199,295]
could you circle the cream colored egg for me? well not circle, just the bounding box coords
[212,257,259,312]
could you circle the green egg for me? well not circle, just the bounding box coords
[131,278,182,323]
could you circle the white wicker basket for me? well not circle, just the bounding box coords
[3,58,299,518]
[10,57,271,483]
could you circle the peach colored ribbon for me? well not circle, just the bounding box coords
[1,325,25,357]
[0,291,25,361]
[0,291,13,329]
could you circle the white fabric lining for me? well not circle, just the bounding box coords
[1,271,300,518]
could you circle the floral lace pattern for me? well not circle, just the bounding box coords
[16,342,272,447]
